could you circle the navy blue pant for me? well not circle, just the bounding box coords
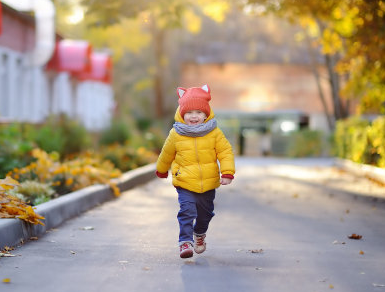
[176,187,216,243]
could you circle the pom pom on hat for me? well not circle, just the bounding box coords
[177,85,211,118]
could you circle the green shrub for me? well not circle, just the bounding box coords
[367,116,385,167]
[129,127,165,153]
[287,129,325,157]
[333,116,370,160]
[333,116,385,167]
[99,144,157,172]
[26,114,91,158]
[99,120,131,146]
[0,123,35,178]
[30,125,65,154]
[60,117,91,157]
[11,180,56,206]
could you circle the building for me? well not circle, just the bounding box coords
[176,12,333,156]
[0,1,114,131]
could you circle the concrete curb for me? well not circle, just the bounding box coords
[334,158,385,185]
[0,163,156,249]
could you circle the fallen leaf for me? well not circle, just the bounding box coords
[249,249,264,254]
[348,234,362,240]
[30,237,38,240]
[47,228,59,232]
[80,226,94,230]
[142,267,151,271]
[2,278,11,283]
[359,250,364,255]
[292,193,299,198]
[373,283,385,287]
[0,176,19,189]
[329,284,334,289]
[2,246,14,252]
[0,252,15,257]
[346,209,350,214]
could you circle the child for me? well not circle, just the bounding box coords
[156,84,235,258]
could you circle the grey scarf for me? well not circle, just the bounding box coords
[173,119,217,137]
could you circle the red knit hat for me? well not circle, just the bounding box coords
[177,84,211,118]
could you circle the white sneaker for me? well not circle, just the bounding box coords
[180,242,194,258]
[193,233,206,254]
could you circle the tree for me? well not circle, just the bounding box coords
[79,0,231,119]
[243,0,385,119]
[336,0,385,114]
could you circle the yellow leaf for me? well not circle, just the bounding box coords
[0,176,20,190]
[359,250,364,255]
[184,10,201,34]
[65,177,74,186]
[196,0,230,23]
[2,278,11,283]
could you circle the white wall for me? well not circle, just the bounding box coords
[0,46,115,131]
[76,81,115,131]
[0,47,49,123]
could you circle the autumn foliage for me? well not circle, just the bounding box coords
[7,148,123,197]
[334,116,385,167]
[0,146,157,225]
[1,148,123,225]
[0,177,45,226]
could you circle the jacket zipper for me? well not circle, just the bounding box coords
[195,138,203,192]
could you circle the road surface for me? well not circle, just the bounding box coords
[1,158,385,292]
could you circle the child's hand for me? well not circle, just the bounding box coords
[156,171,168,178]
[220,177,232,185]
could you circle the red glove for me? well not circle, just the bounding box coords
[156,171,168,178]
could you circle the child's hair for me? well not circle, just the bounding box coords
[177,84,211,117]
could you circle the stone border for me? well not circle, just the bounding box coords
[0,163,156,249]
[334,158,385,185]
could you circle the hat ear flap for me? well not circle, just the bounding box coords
[177,87,186,98]
[201,84,210,93]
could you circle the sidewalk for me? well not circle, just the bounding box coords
[0,163,156,249]
[334,158,385,185]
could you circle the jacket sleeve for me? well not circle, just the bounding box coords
[156,129,176,174]
[215,129,235,177]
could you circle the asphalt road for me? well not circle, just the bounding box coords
[1,157,385,292]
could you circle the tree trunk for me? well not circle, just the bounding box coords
[316,19,345,121]
[150,16,165,118]
[305,33,334,130]
[324,53,345,120]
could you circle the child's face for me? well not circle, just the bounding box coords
[183,110,207,126]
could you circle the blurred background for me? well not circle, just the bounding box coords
[1,0,385,179]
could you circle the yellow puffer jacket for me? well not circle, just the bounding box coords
[156,108,235,193]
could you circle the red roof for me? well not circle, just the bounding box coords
[46,40,92,73]
[76,52,112,84]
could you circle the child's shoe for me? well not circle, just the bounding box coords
[179,242,194,258]
[193,233,206,254]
